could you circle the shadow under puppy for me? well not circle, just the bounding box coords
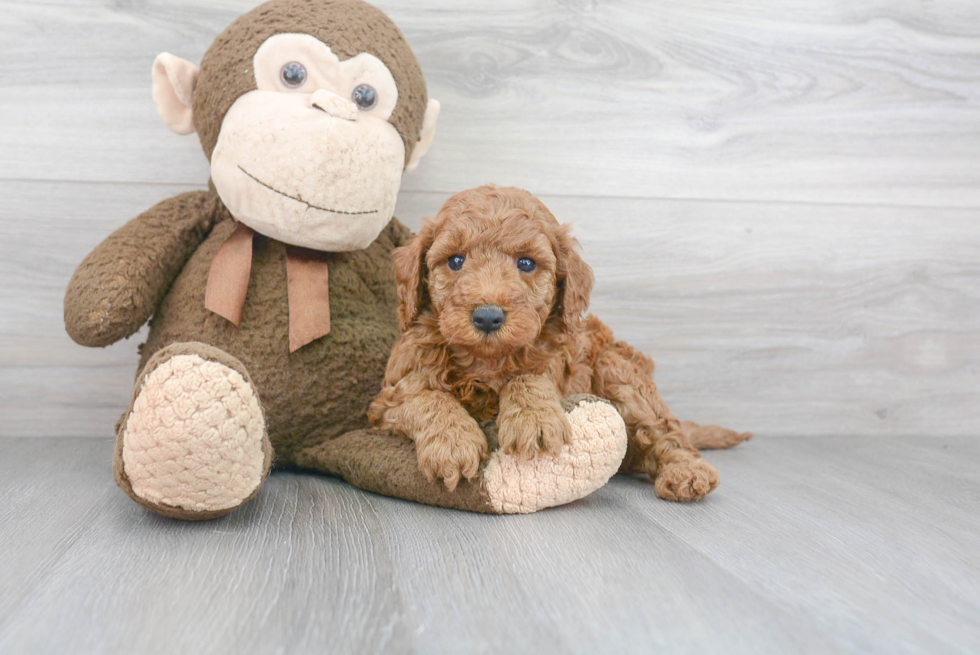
[369,185,751,500]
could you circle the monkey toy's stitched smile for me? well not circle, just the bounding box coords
[237,165,379,216]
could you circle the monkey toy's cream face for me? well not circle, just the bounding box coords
[211,34,405,251]
[152,32,439,251]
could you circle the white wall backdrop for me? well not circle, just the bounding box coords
[1,0,978,438]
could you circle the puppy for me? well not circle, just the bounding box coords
[368,186,751,500]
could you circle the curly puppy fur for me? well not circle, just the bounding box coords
[369,186,751,500]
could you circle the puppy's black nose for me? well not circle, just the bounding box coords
[471,305,505,334]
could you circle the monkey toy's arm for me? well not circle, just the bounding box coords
[64,191,220,347]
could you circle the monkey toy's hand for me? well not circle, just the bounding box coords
[64,192,219,347]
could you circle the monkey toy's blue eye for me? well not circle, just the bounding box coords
[447,254,465,271]
[280,62,307,88]
[352,84,378,110]
[517,257,536,272]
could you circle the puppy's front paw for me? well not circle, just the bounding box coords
[498,399,573,460]
[415,425,489,492]
[654,458,719,502]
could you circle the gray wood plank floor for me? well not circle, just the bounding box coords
[0,437,977,654]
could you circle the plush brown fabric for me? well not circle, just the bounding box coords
[62,0,450,518]
[193,0,428,167]
[64,191,220,347]
[76,185,472,514]
[136,197,410,464]
[295,430,494,513]
[65,0,429,469]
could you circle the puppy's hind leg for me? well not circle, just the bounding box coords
[592,342,719,502]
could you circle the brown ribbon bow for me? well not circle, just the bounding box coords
[205,223,332,353]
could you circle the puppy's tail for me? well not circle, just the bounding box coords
[681,421,754,450]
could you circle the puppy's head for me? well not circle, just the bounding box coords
[394,185,594,355]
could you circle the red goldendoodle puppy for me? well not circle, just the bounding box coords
[368,185,751,500]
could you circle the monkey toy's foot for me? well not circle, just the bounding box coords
[482,395,627,513]
[114,342,272,520]
[297,394,627,514]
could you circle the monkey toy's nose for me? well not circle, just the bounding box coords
[471,305,506,334]
[310,89,358,121]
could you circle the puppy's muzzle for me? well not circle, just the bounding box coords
[471,305,506,334]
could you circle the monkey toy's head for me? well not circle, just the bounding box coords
[152,0,439,251]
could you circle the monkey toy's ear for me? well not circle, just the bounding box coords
[151,53,200,135]
[404,99,441,173]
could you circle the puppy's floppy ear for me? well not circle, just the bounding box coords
[393,218,439,332]
[553,224,595,329]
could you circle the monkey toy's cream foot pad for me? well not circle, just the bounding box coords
[483,395,628,514]
[114,343,272,520]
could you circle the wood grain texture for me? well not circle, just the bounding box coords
[0,0,978,438]
[0,0,977,206]
[4,179,977,438]
[0,436,977,654]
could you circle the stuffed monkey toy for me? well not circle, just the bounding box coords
[64,0,628,519]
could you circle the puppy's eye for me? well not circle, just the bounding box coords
[516,257,536,273]
[447,254,465,271]
[280,62,307,89]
